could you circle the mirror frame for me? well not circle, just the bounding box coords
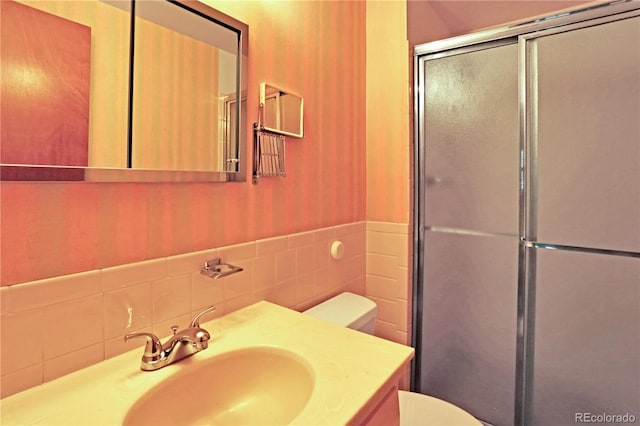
[0,0,248,183]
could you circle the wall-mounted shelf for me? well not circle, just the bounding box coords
[259,83,304,138]
[252,83,303,185]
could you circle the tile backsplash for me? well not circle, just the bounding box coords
[1,220,410,398]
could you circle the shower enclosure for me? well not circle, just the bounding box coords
[412,2,640,425]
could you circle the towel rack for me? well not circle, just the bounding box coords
[253,123,286,184]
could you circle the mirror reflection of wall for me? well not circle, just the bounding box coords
[133,7,221,171]
[260,83,304,138]
[279,94,304,136]
[0,0,247,181]
[131,0,238,172]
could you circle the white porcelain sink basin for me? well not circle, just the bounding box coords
[123,346,315,426]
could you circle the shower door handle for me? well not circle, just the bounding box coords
[425,175,445,187]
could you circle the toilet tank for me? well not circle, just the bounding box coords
[303,292,378,335]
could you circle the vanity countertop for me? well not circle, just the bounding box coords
[1,301,414,425]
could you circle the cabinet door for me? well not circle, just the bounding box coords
[420,231,518,425]
[533,249,640,425]
[423,43,519,235]
[533,16,640,252]
[362,386,400,426]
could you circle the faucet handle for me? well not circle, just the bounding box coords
[190,306,216,328]
[124,332,163,362]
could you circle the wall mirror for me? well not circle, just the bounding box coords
[0,0,248,182]
[259,83,304,138]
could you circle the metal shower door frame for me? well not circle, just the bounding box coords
[412,2,640,425]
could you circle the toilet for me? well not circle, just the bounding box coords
[303,292,482,426]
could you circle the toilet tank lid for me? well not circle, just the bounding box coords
[303,292,377,330]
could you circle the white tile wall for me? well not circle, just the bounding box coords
[365,221,411,346]
[0,222,370,398]
[0,220,412,398]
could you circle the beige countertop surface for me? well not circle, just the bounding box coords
[1,301,414,425]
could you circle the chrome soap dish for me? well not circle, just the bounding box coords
[200,258,243,279]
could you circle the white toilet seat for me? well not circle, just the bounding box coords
[398,391,482,426]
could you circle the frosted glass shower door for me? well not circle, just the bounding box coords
[421,232,519,426]
[422,43,520,235]
[416,6,640,426]
[533,16,640,252]
[419,42,520,426]
[532,249,640,425]
[528,14,640,426]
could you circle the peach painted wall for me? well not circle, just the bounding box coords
[366,0,410,224]
[0,1,366,286]
[364,1,413,350]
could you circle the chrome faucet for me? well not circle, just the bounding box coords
[124,306,215,371]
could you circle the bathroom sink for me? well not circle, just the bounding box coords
[123,346,315,426]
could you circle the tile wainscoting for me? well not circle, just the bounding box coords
[0,221,410,398]
[366,221,411,346]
